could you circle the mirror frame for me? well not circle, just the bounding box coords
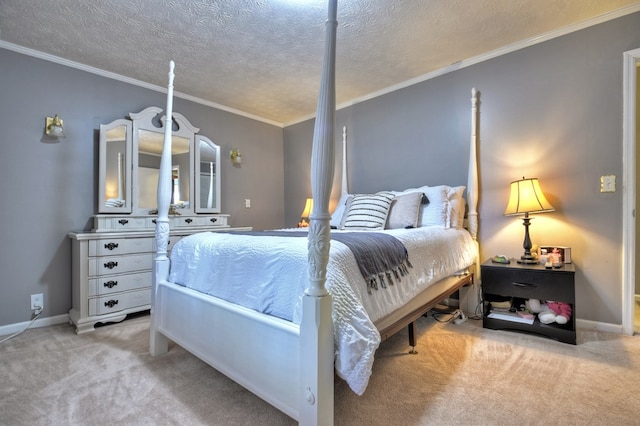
[98,107,222,216]
[98,119,132,213]
[130,107,198,216]
[195,135,221,213]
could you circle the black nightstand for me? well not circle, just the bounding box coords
[481,259,576,344]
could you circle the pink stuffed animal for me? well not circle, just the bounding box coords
[526,299,572,325]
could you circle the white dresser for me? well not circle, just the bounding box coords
[71,106,250,333]
[69,223,251,333]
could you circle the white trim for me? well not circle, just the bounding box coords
[576,318,624,335]
[285,2,640,126]
[0,314,69,338]
[622,48,640,336]
[0,41,283,128]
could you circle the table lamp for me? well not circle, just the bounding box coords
[504,177,555,264]
[299,198,313,227]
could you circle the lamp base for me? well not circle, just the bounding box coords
[517,255,538,265]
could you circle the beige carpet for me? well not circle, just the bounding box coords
[1,313,640,425]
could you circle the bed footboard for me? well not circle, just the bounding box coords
[154,279,302,419]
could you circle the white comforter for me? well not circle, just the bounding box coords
[168,226,477,395]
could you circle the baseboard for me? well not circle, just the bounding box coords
[0,314,69,338]
[576,318,623,334]
[0,314,628,340]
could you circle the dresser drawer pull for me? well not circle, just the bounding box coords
[103,280,118,289]
[104,299,119,308]
[104,261,118,270]
[152,219,157,224]
[104,242,119,250]
[185,218,193,224]
[210,218,217,223]
[118,219,129,225]
[512,281,536,288]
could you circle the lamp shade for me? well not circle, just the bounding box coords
[504,177,554,216]
[301,198,313,219]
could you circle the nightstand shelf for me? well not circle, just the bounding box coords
[481,259,576,344]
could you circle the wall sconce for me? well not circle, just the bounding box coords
[298,198,313,227]
[504,177,555,264]
[230,149,242,165]
[45,114,66,138]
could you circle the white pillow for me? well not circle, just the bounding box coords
[385,191,423,229]
[400,185,448,227]
[342,191,395,230]
[330,193,352,228]
[447,186,466,229]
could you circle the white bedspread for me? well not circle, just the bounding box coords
[168,226,477,395]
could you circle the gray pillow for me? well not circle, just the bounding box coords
[386,191,423,229]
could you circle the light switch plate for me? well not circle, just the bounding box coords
[600,175,616,192]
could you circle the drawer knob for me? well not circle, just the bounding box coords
[152,219,157,224]
[118,219,129,225]
[210,218,217,223]
[103,280,118,289]
[104,299,119,308]
[185,218,193,224]
[104,242,119,250]
[104,261,118,270]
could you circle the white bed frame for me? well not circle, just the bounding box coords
[150,2,479,424]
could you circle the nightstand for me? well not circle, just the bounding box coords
[481,259,576,344]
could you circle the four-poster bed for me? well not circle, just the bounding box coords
[150,2,480,424]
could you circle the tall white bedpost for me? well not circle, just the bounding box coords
[150,60,175,356]
[462,88,481,315]
[467,88,479,241]
[300,0,337,424]
[341,126,348,194]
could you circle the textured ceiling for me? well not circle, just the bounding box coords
[1,0,639,125]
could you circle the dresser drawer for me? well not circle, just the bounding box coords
[170,215,229,228]
[88,271,152,296]
[88,288,151,316]
[88,253,153,277]
[89,237,153,256]
[95,216,149,231]
[482,266,574,302]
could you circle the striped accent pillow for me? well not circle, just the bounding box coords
[342,191,395,230]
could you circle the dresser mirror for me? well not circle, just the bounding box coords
[98,106,221,216]
[99,119,132,213]
[195,135,221,213]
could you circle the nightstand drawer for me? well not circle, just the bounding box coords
[482,267,574,301]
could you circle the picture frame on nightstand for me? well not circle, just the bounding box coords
[539,245,572,263]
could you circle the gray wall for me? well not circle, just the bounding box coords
[0,49,284,327]
[284,12,640,325]
[2,11,638,329]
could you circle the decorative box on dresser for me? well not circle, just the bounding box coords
[69,216,251,334]
[481,259,576,345]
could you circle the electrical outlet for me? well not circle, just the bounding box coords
[31,293,43,311]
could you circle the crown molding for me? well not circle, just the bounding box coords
[285,3,640,126]
[0,40,283,128]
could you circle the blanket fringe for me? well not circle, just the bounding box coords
[367,259,412,294]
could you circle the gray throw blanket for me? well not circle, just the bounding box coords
[222,230,412,294]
